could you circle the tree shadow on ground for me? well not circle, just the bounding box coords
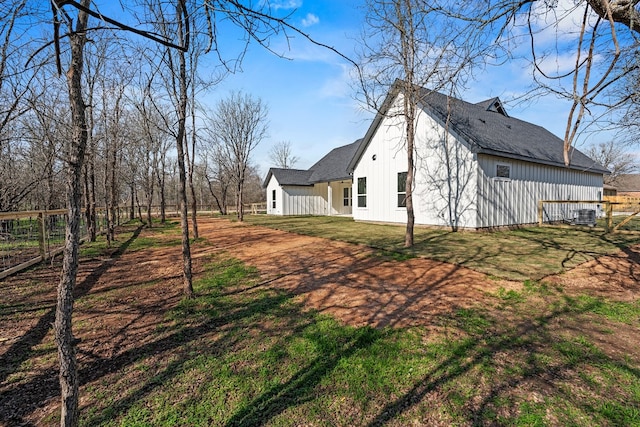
[366,297,640,426]
[0,224,143,426]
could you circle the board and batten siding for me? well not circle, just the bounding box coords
[266,174,353,216]
[265,175,284,215]
[281,183,327,216]
[351,102,414,225]
[476,154,604,227]
[352,94,478,228]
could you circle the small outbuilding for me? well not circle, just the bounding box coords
[264,141,359,216]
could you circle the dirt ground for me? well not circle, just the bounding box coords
[1,217,639,425]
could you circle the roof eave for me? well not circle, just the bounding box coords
[477,149,609,175]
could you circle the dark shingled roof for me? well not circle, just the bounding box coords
[263,140,361,187]
[613,174,640,191]
[419,89,607,173]
[308,140,361,183]
[264,168,314,187]
[349,81,608,174]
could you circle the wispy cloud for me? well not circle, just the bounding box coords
[271,0,302,11]
[301,13,320,27]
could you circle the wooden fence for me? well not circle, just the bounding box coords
[0,208,124,280]
[603,196,640,212]
[0,202,268,279]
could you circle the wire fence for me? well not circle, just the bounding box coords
[0,202,268,279]
[0,208,124,280]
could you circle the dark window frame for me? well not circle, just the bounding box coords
[496,164,511,179]
[357,177,367,208]
[397,171,407,207]
[343,187,351,207]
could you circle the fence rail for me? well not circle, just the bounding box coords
[603,196,640,211]
[0,202,268,279]
[0,208,125,280]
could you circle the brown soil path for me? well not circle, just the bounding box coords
[193,218,516,328]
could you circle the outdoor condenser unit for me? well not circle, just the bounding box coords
[573,209,596,227]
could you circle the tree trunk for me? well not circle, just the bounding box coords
[175,3,193,297]
[103,147,112,247]
[56,2,90,425]
[157,162,166,223]
[129,183,135,221]
[236,178,244,221]
[404,87,415,247]
[189,175,198,236]
[187,105,199,238]
[108,140,117,242]
[88,158,96,241]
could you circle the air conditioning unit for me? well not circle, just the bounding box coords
[572,209,596,227]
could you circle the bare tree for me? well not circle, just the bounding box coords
[0,1,41,212]
[150,0,194,297]
[587,140,638,185]
[269,141,299,168]
[201,142,233,215]
[52,1,91,424]
[429,0,640,165]
[210,91,268,221]
[356,0,484,241]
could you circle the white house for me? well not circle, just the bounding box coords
[264,141,359,216]
[265,82,608,229]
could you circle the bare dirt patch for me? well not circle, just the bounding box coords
[544,244,640,301]
[1,217,638,425]
[192,219,519,328]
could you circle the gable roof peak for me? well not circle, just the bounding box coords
[475,97,509,117]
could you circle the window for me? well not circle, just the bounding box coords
[397,172,407,207]
[357,177,367,207]
[272,189,276,209]
[343,187,351,207]
[496,164,511,179]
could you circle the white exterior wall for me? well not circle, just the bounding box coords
[266,175,354,216]
[265,175,323,216]
[282,183,327,215]
[266,175,284,215]
[352,96,478,228]
[476,154,604,227]
[329,181,353,215]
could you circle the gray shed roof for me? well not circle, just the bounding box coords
[263,140,361,187]
[349,81,609,174]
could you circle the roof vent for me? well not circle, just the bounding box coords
[475,97,510,117]
[489,98,509,117]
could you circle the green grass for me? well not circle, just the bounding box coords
[71,252,640,427]
[244,215,640,280]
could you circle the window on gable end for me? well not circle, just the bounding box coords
[496,164,511,179]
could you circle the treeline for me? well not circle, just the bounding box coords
[0,6,266,222]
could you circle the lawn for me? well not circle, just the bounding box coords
[244,215,640,280]
[1,218,639,426]
[81,256,640,426]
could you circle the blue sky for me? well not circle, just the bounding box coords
[199,0,620,174]
[201,0,372,172]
